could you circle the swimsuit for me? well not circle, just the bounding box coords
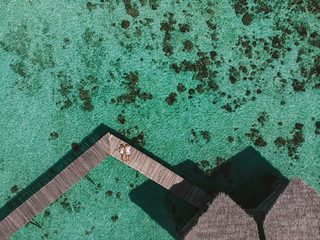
[125,146,131,155]
[119,147,124,154]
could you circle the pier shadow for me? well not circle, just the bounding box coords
[129,146,289,239]
[0,124,109,222]
[0,123,177,222]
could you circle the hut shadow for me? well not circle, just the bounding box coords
[129,146,289,239]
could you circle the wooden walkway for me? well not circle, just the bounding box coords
[0,134,111,240]
[0,133,212,239]
[109,134,212,210]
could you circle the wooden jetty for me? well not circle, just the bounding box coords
[0,133,212,239]
[109,134,212,210]
[0,134,111,240]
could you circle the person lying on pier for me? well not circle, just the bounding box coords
[115,144,125,161]
[125,144,134,162]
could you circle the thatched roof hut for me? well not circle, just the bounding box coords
[183,193,259,240]
[264,177,320,240]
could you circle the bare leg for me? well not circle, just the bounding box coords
[121,154,124,161]
[128,155,131,162]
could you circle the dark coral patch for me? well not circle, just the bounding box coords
[60,198,72,212]
[111,215,119,222]
[307,0,320,14]
[56,72,99,112]
[196,84,205,94]
[71,142,80,151]
[200,131,210,143]
[206,20,216,30]
[85,226,95,235]
[86,2,97,12]
[117,114,126,124]
[165,93,177,106]
[170,55,216,89]
[160,13,176,56]
[1,23,56,94]
[232,0,248,15]
[190,129,198,143]
[188,89,195,95]
[310,31,318,38]
[140,0,159,10]
[254,137,267,147]
[50,132,59,139]
[79,89,94,111]
[11,185,18,193]
[292,79,306,92]
[274,137,286,148]
[60,100,72,110]
[245,128,267,147]
[207,79,219,91]
[295,123,304,130]
[171,63,181,73]
[242,13,253,26]
[287,131,305,158]
[222,103,232,113]
[216,157,226,166]
[179,24,190,33]
[122,0,140,18]
[131,132,146,146]
[229,66,240,84]
[44,210,50,217]
[177,83,187,93]
[210,51,217,60]
[272,50,280,59]
[275,125,306,159]
[121,20,130,29]
[106,191,113,196]
[183,40,193,52]
[200,160,210,168]
[257,112,268,127]
[73,201,82,212]
[315,121,320,135]
[115,71,153,106]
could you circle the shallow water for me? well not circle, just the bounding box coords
[0,0,319,239]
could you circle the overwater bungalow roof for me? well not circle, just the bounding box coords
[264,177,320,240]
[184,193,259,240]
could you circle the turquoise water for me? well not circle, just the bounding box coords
[0,0,319,239]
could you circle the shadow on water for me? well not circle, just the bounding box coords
[0,123,178,223]
[129,146,289,239]
[0,124,289,240]
[0,124,107,222]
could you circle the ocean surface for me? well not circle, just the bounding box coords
[0,0,319,239]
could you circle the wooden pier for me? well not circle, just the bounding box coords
[0,133,212,239]
[0,134,111,240]
[109,134,212,210]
